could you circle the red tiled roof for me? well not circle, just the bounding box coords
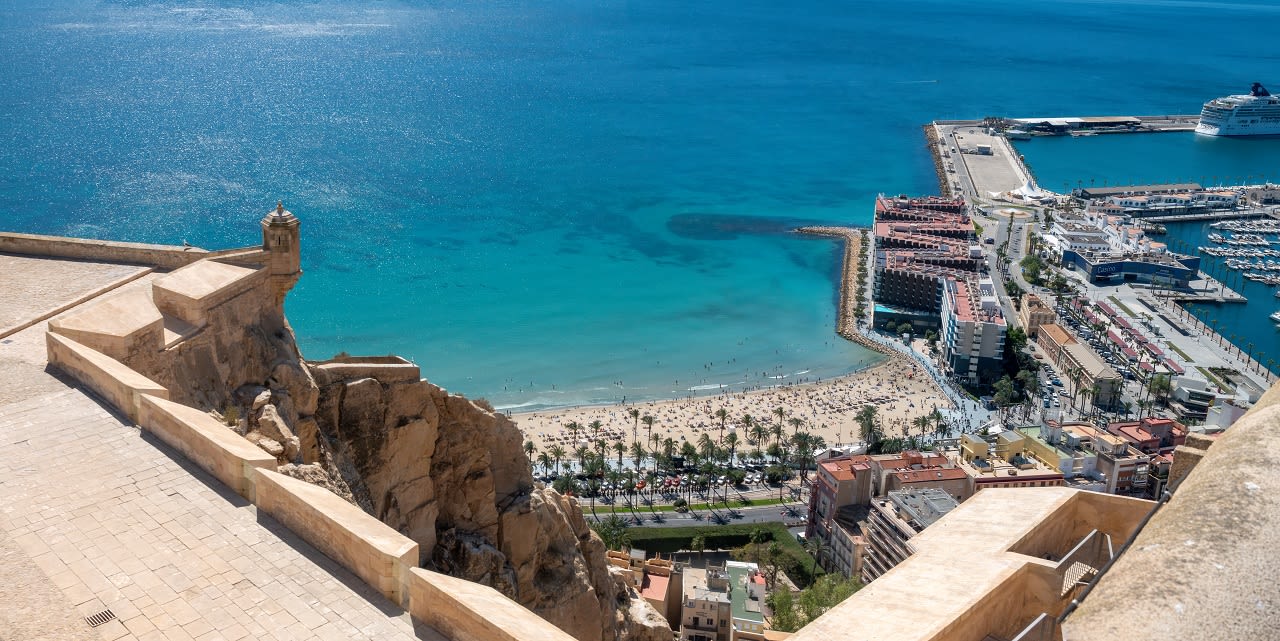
[639,573,669,601]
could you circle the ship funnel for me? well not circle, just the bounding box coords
[1251,82,1270,97]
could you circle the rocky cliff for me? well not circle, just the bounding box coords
[310,368,668,641]
[126,288,668,641]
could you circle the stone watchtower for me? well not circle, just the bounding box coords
[261,201,301,305]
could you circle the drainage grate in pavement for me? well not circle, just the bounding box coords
[84,610,116,627]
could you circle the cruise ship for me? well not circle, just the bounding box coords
[1196,83,1280,136]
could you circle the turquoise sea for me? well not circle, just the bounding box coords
[3,1,1279,409]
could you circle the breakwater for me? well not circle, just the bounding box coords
[795,226,893,356]
[923,125,953,198]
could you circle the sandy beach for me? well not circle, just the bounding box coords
[513,353,952,458]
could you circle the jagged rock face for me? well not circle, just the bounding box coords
[309,368,665,641]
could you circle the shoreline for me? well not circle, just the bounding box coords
[511,354,955,459]
[513,224,971,459]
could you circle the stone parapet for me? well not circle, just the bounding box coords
[0,232,208,269]
[311,356,422,385]
[409,568,576,641]
[152,261,266,327]
[45,332,168,422]
[47,287,164,360]
[252,468,418,607]
[138,394,277,500]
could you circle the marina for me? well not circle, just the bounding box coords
[930,114,1279,375]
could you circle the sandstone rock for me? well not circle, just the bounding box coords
[256,404,295,446]
[248,433,284,458]
[251,389,272,411]
[277,463,357,504]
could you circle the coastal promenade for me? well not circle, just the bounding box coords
[0,257,435,641]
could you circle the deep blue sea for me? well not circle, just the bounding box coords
[3,1,1279,409]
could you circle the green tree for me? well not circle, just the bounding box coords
[855,405,881,446]
[690,534,706,554]
[1006,326,1028,354]
[628,408,640,443]
[715,408,729,443]
[723,432,740,467]
[1148,373,1173,407]
[613,440,627,470]
[591,514,630,551]
[768,574,863,632]
[768,589,801,633]
[523,440,535,462]
[641,414,655,447]
[796,575,862,628]
[549,445,566,475]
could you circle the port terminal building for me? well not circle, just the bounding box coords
[1061,249,1199,287]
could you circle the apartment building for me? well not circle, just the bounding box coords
[680,566,732,641]
[955,433,1065,491]
[1017,293,1056,339]
[861,488,959,583]
[940,277,1007,386]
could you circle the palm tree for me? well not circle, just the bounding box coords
[856,405,880,446]
[566,421,581,446]
[697,433,716,465]
[630,441,647,473]
[773,406,787,441]
[662,437,676,472]
[748,418,767,448]
[613,440,627,470]
[589,419,603,443]
[642,415,656,448]
[788,417,805,440]
[523,440,536,462]
[770,422,785,449]
[912,415,930,438]
[791,432,826,481]
[549,445,566,477]
[574,445,590,473]
[929,408,947,440]
[628,408,640,444]
[805,536,830,577]
[536,452,552,477]
[715,408,729,442]
[723,433,740,467]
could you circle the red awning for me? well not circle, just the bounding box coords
[1140,361,1157,372]
[1163,358,1185,375]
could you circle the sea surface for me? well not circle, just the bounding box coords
[3,1,1279,409]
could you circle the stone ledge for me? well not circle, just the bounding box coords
[138,394,277,500]
[253,468,418,607]
[0,232,208,269]
[152,261,266,327]
[45,332,168,422]
[408,568,576,641]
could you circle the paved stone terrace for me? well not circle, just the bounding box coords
[0,254,146,336]
[0,256,441,641]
